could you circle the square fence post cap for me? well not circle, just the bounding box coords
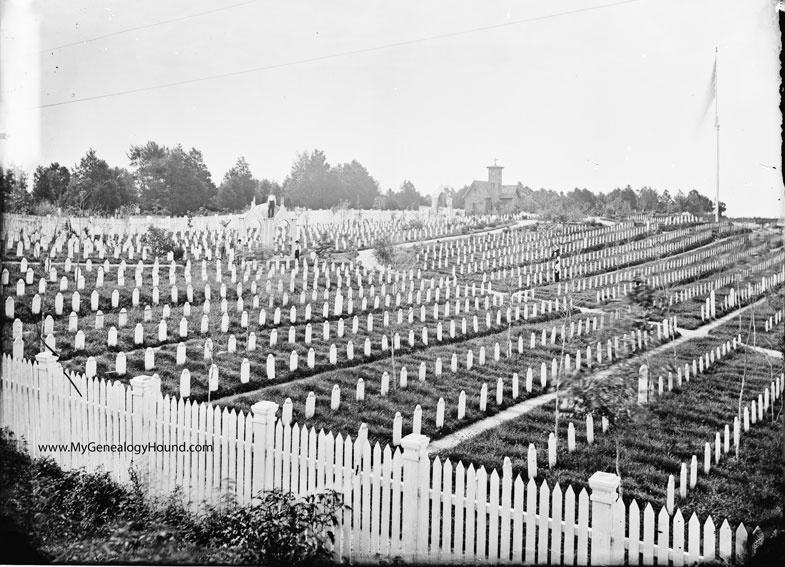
[251,400,280,417]
[130,375,155,392]
[400,433,430,454]
[35,351,58,364]
[588,471,621,502]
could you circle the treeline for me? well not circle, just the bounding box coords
[280,150,430,210]
[451,184,724,219]
[0,145,430,216]
[0,145,724,217]
[0,143,283,217]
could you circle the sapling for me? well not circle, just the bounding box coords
[561,357,649,497]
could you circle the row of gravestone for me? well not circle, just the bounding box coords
[418,223,729,274]
[667,259,781,316]
[645,341,782,513]
[424,226,746,293]
[588,240,758,302]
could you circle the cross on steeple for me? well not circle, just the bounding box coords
[493,157,497,166]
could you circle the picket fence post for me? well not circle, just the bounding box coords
[129,374,161,488]
[34,351,60,460]
[251,400,279,495]
[589,471,621,566]
[400,432,430,563]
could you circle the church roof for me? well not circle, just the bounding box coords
[464,181,520,201]
[499,185,519,199]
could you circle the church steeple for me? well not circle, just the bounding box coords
[487,159,503,190]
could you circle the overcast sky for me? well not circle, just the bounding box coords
[1,0,782,216]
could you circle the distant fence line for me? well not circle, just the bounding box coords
[0,213,239,239]
[1,208,459,240]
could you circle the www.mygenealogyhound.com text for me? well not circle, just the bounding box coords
[38,442,214,455]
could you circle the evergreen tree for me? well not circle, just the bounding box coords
[217,157,258,211]
[32,163,70,207]
[0,166,33,214]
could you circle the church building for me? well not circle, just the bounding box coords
[461,162,523,214]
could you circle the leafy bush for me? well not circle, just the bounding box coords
[32,200,59,216]
[313,233,335,259]
[239,243,275,264]
[373,235,395,265]
[141,226,184,260]
[195,490,343,566]
[0,429,345,565]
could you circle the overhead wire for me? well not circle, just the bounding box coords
[40,0,260,53]
[39,0,645,109]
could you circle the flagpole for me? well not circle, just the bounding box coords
[714,47,720,223]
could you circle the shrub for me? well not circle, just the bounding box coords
[195,490,344,566]
[313,233,335,259]
[0,429,345,565]
[32,200,59,216]
[373,235,395,265]
[239,244,275,264]
[141,226,184,260]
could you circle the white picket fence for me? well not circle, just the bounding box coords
[0,351,758,564]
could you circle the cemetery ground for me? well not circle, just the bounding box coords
[434,302,785,530]
[1,215,783,557]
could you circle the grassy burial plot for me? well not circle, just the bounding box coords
[204,310,678,449]
[661,251,784,330]
[434,337,784,529]
[9,272,579,401]
[554,232,760,306]
[8,278,565,371]
[416,221,705,290]
[475,224,753,299]
[41,304,560,400]
[707,293,784,349]
[220,348,549,448]
[525,238,781,335]
[299,212,511,252]
[2,248,512,355]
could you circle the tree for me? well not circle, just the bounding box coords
[673,190,688,213]
[335,160,380,208]
[0,166,33,214]
[283,150,335,208]
[619,185,639,211]
[684,189,714,216]
[563,367,646,488]
[657,190,675,214]
[394,180,427,210]
[562,275,660,490]
[128,141,169,212]
[66,149,135,213]
[565,188,598,216]
[516,184,537,213]
[283,150,380,209]
[217,157,258,212]
[637,186,659,212]
[32,163,70,207]
[128,142,217,215]
[382,188,400,210]
[255,179,283,204]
